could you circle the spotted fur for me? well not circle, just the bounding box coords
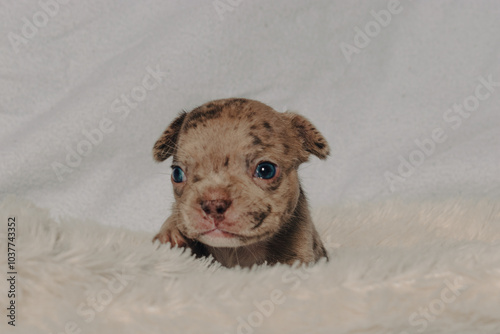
[152,98,330,268]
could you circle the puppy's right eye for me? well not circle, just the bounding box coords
[254,162,278,180]
[171,166,186,183]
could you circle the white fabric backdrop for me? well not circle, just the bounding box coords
[1,0,499,232]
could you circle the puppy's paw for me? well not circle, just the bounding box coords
[152,226,187,248]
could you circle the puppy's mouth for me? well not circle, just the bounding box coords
[196,227,271,248]
[197,228,242,247]
[200,228,240,238]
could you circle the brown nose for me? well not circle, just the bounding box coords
[201,199,232,221]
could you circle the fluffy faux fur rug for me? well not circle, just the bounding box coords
[1,196,499,334]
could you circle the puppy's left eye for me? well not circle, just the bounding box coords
[254,162,277,179]
[171,166,186,183]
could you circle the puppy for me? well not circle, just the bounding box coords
[152,98,329,268]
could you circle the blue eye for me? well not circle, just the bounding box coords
[171,166,186,183]
[255,162,277,179]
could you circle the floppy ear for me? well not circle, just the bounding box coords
[153,111,187,162]
[285,112,330,161]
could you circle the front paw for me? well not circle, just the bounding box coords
[152,226,187,248]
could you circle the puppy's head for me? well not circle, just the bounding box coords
[153,98,329,248]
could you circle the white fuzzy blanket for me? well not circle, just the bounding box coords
[1,196,500,334]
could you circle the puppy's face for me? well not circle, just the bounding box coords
[153,99,329,248]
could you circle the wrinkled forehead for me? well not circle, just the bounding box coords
[174,103,291,169]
